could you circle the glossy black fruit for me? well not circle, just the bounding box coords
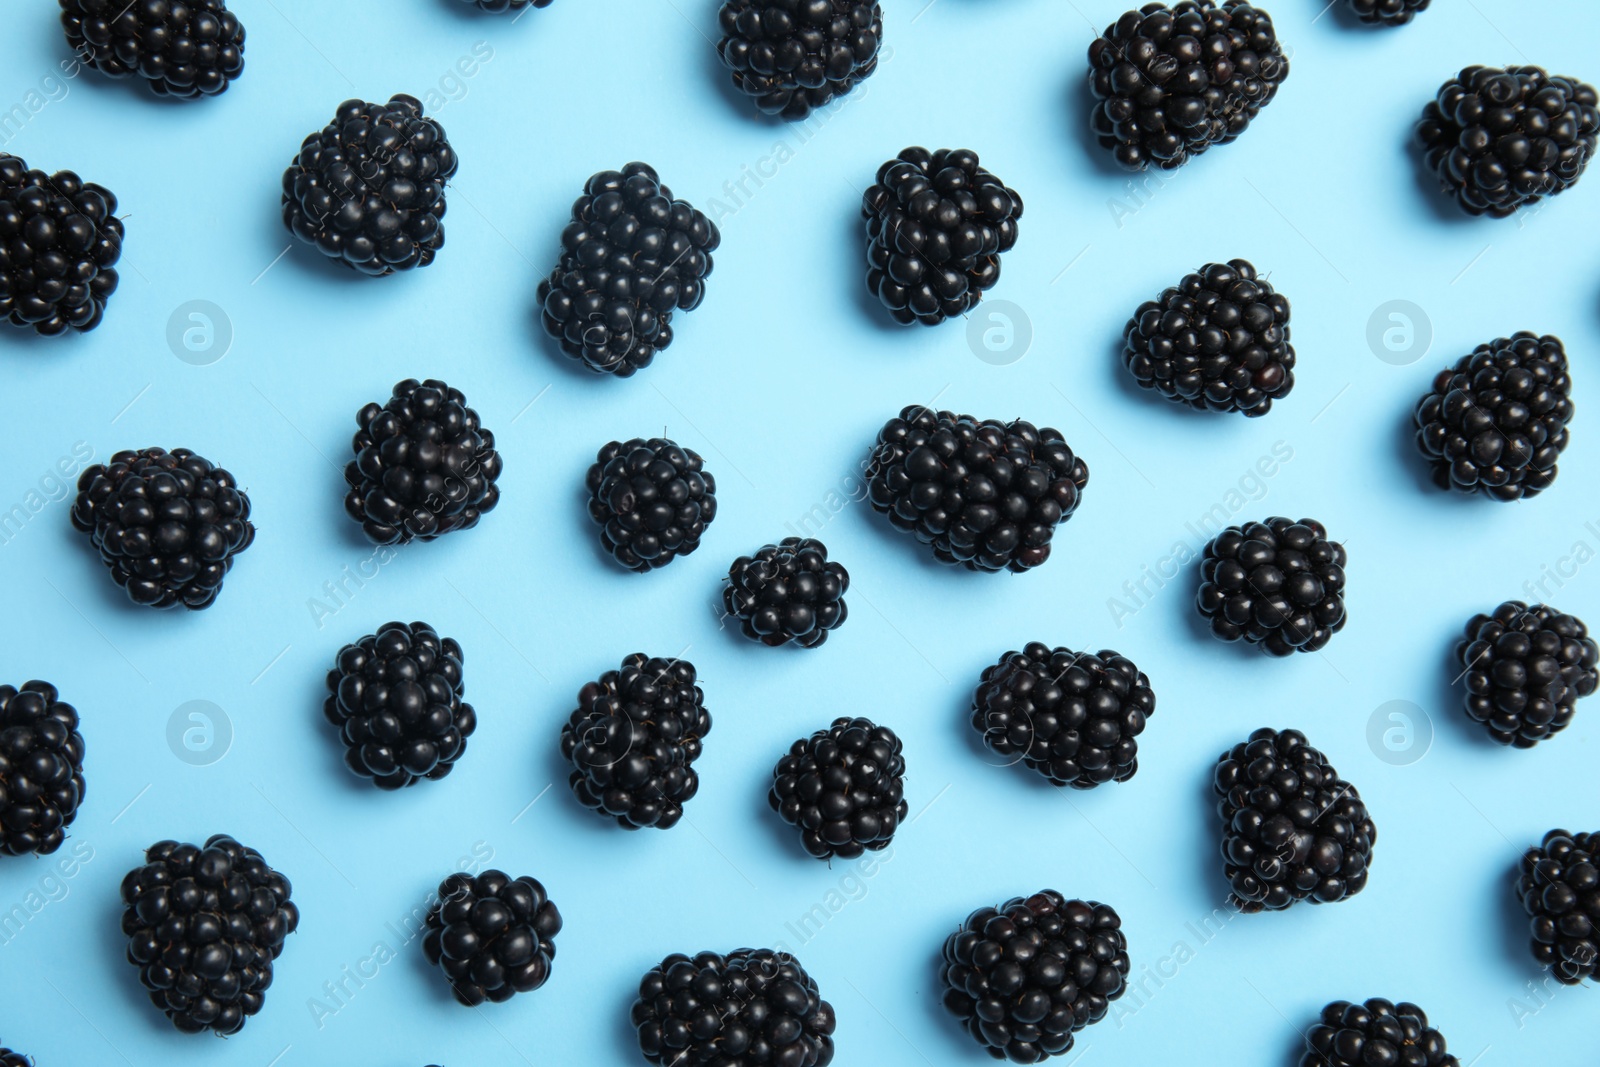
[0,681,85,857]
[716,0,883,120]
[586,438,716,571]
[770,717,906,859]
[1456,602,1598,748]
[0,153,122,335]
[1196,516,1346,655]
[422,869,561,1005]
[1301,999,1458,1067]
[1517,830,1600,984]
[1348,0,1429,24]
[61,0,245,98]
[0,1046,28,1066]
[724,537,849,647]
[458,0,551,10]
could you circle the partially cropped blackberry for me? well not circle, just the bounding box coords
[862,147,1022,326]
[343,378,502,544]
[724,538,849,647]
[1197,516,1346,656]
[61,0,245,98]
[71,448,254,610]
[1413,333,1573,501]
[1456,602,1598,748]
[716,0,883,120]
[0,1047,28,1066]
[0,154,122,335]
[560,654,711,830]
[0,682,85,857]
[423,870,560,1005]
[458,0,551,10]
[1348,0,1429,24]
[1301,999,1457,1067]
[769,717,906,860]
[1517,830,1600,984]
[632,948,835,1067]
[586,438,716,572]
[1122,259,1293,417]
[282,94,458,275]
[120,835,298,1035]
[537,163,719,377]
[1417,66,1598,217]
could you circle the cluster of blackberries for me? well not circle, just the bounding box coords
[0,153,122,335]
[586,438,717,571]
[1456,602,1598,748]
[1196,516,1346,656]
[422,870,562,1005]
[1517,830,1600,984]
[770,717,906,860]
[0,681,85,857]
[716,0,883,120]
[1348,0,1430,24]
[60,0,246,98]
[1301,1000,1458,1067]
[724,538,849,647]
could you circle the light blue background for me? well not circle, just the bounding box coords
[0,0,1597,1063]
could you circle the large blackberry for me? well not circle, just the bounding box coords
[1301,999,1458,1067]
[422,869,561,1005]
[0,681,85,857]
[71,447,254,610]
[867,406,1089,573]
[716,0,883,120]
[1196,516,1346,656]
[1412,332,1573,501]
[343,378,502,544]
[560,654,711,830]
[0,154,122,335]
[1417,66,1599,218]
[1348,0,1429,24]
[1517,830,1600,984]
[769,717,906,860]
[536,163,719,377]
[862,147,1022,326]
[282,94,458,276]
[723,538,849,647]
[61,0,245,98]
[632,948,835,1067]
[120,835,298,1035]
[1122,259,1293,417]
[1456,602,1598,748]
[586,437,716,572]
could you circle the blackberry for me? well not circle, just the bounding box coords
[0,681,85,857]
[867,406,1089,573]
[1214,728,1376,912]
[282,94,458,275]
[343,378,502,544]
[120,835,298,1035]
[560,654,711,830]
[1417,66,1599,218]
[716,0,883,120]
[1088,1,1290,171]
[61,0,245,98]
[1122,259,1293,417]
[862,147,1022,326]
[1347,0,1429,25]
[1196,516,1346,656]
[0,154,122,335]
[71,447,254,610]
[1517,830,1600,984]
[0,1048,26,1066]
[422,869,561,1005]
[586,437,716,572]
[1456,602,1598,748]
[769,717,906,860]
[1301,999,1458,1067]
[458,0,551,10]
[632,948,835,1067]
[940,891,1128,1063]
[536,163,719,377]
[723,538,848,647]
[1412,332,1573,501]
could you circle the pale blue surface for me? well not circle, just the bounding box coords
[0,1,1597,1064]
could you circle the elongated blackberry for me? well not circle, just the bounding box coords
[1197,516,1346,655]
[587,437,716,571]
[458,0,551,9]
[0,681,85,857]
[61,0,245,98]
[770,717,905,860]
[724,538,849,647]
[1302,1000,1457,1067]
[1457,602,1598,748]
[1348,0,1429,24]
[716,0,883,120]
[0,154,122,335]
[1517,830,1600,984]
[422,870,560,1005]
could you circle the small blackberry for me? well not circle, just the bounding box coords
[0,154,122,335]
[716,0,883,120]
[1456,602,1598,748]
[867,406,1089,573]
[862,147,1022,326]
[422,870,561,1005]
[343,378,502,544]
[1412,332,1573,501]
[536,163,719,377]
[769,717,906,860]
[282,94,458,275]
[1348,0,1429,24]
[1517,830,1600,984]
[1122,259,1294,417]
[723,538,849,647]
[458,0,551,10]
[560,654,711,830]
[586,437,716,572]
[0,681,85,857]
[1301,999,1458,1067]
[71,447,254,610]
[120,835,298,1035]
[632,948,836,1067]
[61,0,245,98]
[1197,516,1346,656]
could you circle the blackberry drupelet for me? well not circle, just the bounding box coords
[120,835,298,1035]
[861,147,1022,326]
[61,0,245,98]
[1348,0,1429,24]
[867,406,1089,573]
[1301,999,1458,1067]
[769,717,906,860]
[1196,516,1346,655]
[723,538,849,647]
[1122,259,1294,417]
[560,654,711,830]
[1517,830,1600,984]
[71,447,254,610]
[343,378,502,544]
[632,948,836,1067]
[0,153,122,335]
[0,1047,27,1066]
[586,437,716,572]
[1412,333,1573,501]
[1456,602,1598,748]
[282,94,458,275]
[536,163,719,377]
[0,681,85,857]
[458,0,551,10]
[716,0,883,120]
[422,869,561,1005]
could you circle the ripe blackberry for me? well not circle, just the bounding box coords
[723,538,848,647]
[1197,516,1346,656]
[0,681,85,857]
[0,154,122,335]
[867,406,1089,573]
[1456,602,1598,748]
[0,1047,27,1066]
[862,147,1022,326]
[1517,830,1600,984]
[120,835,298,1035]
[536,163,719,377]
[282,94,458,276]
[1088,1,1290,171]
[1122,259,1293,417]
[632,948,835,1067]
[343,378,502,544]
[769,717,906,860]
[422,869,561,1005]
[1214,728,1376,912]
[586,437,716,572]
[61,0,245,98]
[458,0,551,10]
[560,654,711,830]
[940,891,1128,1063]
[1412,332,1573,501]
[716,0,883,120]
[1417,66,1598,218]
[71,447,254,610]
[1348,0,1429,24]
[1301,999,1458,1067]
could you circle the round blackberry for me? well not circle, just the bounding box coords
[1088,1,1290,171]
[1197,516,1346,656]
[71,447,254,610]
[282,94,458,276]
[1348,0,1429,24]
[560,654,711,830]
[120,835,298,1035]
[0,681,85,857]
[458,0,551,10]
[61,0,245,98]
[862,147,1022,326]
[422,870,560,1005]
[1412,332,1573,501]
[1122,259,1293,417]
[1417,66,1598,218]
[586,437,716,572]
[1301,999,1458,1067]
[716,0,883,120]
[940,891,1128,1063]
[0,1047,27,1066]
[723,538,848,648]
[1214,728,1376,912]
[769,717,906,860]
[0,154,122,335]
[632,948,835,1067]
[1517,830,1600,984]
[1456,602,1598,748]
[536,163,719,377]
[343,378,502,544]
